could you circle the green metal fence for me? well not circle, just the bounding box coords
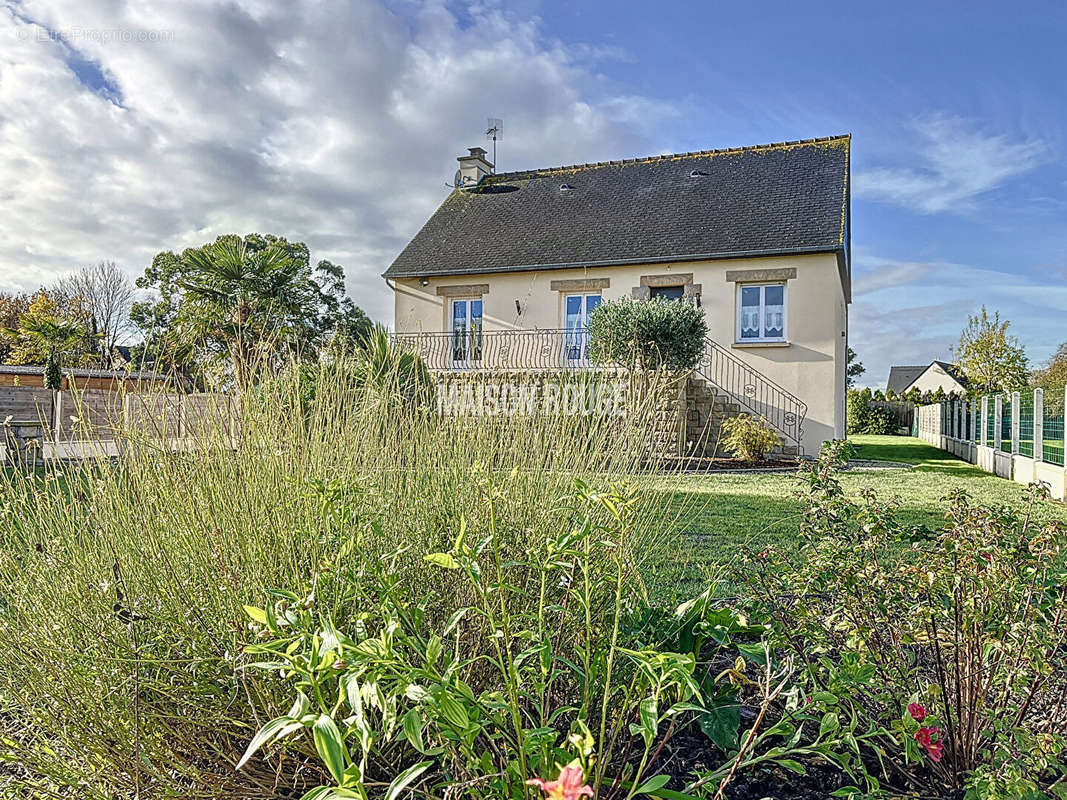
[1018,393,1034,457]
[1045,398,1065,466]
[985,400,995,443]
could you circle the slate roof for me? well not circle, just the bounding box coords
[887,365,928,395]
[887,361,967,394]
[385,136,851,287]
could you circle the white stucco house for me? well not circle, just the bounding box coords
[887,360,968,397]
[384,135,852,456]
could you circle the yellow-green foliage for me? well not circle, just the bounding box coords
[0,356,698,798]
[720,414,781,461]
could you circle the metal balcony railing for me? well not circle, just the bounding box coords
[392,328,597,371]
[392,328,808,448]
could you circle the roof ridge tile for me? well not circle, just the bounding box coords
[487,134,851,181]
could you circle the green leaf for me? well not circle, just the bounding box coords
[436,694,469,730]
[243,605,268,624]
[697,703,740,752]
[778,759,806,775]
[384,761,433,800]
[424,553,460,570]
[288,690,310,720]
[300,788,338,800]
[813,691,839,705]
[236,716,302,770]
[402,709,426,754]
[819,712,840,737]
[639,695,658,746]
[634,774,671,795]
[312,714,349,785]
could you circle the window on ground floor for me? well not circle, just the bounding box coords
[450,298,483,363]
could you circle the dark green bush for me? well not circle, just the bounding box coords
[846,388,893,435]
[587,297,707,371]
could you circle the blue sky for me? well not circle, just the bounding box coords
[515,1,1067,386]
[1,0,1064,387]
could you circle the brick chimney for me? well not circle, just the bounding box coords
[456,146,493,188]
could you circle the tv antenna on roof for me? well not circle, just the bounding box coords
[486,117,503,172]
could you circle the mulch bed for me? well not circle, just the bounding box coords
[662,457,800,473]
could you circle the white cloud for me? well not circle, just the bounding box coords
[849,249,1067,388]
[0,0,672,323]
[854,114,1048,214]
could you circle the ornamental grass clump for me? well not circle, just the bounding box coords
[0,348,696,798]
[740,440,1067,798]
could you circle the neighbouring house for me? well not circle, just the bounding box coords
[384,136,852,456]
[886,361,967,397]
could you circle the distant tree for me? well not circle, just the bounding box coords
[932,386,947,403]
[873,389,885,401]
[5,293,96,371]
[1032,342,1067,407]
[885,388,897,401]
[0,292,36,362]
[54,261,135,366]
[6,295,90,390]
[132,234,374,391]
[846,346,865,388]
[953,307,1029,394]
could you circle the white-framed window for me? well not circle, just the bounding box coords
[736,283,786,342]
[450,298,483,363]
[562,293,601,363]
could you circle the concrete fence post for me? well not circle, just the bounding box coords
[53,390,63,444]
[1035,388,1044,463]
[981,396,988,446]
[1011,391,1021,455]
[994,395,1003,450]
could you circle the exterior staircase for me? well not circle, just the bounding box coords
[683,377,799,458]
[689,337,807,458]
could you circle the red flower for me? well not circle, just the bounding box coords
[527,763,593,800]
[914,726,943,762]
[907,703,927,722]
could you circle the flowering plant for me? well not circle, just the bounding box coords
[527,761,594,800]
[740,443,1067,797]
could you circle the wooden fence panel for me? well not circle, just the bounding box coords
[0,386,54,429]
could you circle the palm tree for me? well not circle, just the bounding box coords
[177,237,307,392]
[17,315,88,391]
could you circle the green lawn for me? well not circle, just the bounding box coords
[649,435,1067,597]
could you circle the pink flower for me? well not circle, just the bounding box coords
[914,726,943,762]
[907,703,927,722]
[527,763,594,800]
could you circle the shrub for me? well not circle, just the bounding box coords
[719,414,781,461]
[740,443,1067,797]
[846,388,893,435]
[587,297,707,372]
